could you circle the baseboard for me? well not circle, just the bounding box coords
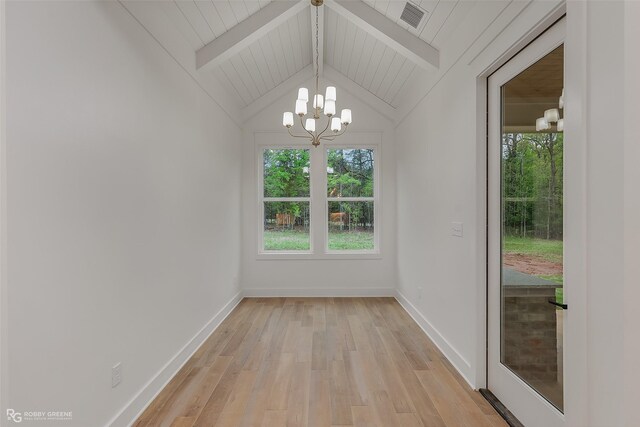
[394,290,475,389]
[107,291,243,427]
[242,287,396,297]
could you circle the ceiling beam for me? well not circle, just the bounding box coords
[196,0,308,71]
[325,0,439,71]
[310,4,324,77]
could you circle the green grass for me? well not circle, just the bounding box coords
[264,229,310,251]
[503,235,563,264]
[263,229,374,251]
[328,230,374,251]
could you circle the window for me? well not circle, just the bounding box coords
[261,148,311,252]
[258,142,379,257]
[326,148,376,251]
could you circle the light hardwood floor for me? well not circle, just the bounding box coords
[134,298,507,427]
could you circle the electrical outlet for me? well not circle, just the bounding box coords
[418,286,423,300]
[112,363,122,388]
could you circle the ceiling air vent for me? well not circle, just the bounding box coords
[400,2,425,29]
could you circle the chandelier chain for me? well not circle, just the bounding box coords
[282,1,351,147]
[315,5,319,117]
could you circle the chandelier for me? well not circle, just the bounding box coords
[282,0,352,147]
[535,88,564,132]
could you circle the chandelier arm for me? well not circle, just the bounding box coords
[287,126,313,139]
[316,115,332,140]
[299,115,316,140]
[319,124,349,140]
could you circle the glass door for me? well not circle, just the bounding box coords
[487,18,566,427]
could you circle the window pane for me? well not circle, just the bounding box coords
[328,201,374,251]
[327,149,374,197]
[263,149,310,198]
[264,202,310,251]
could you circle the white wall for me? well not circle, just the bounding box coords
[623,3,640,426]
[3,2,242,426]
[576,1,640,425]
[395,0,565,387]
[565,1,640,425]
[240,77,396,295]
[396,0,640,425]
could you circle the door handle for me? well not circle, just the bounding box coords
[548,298,568,310]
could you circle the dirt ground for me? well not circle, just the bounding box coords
[503,253,563,276]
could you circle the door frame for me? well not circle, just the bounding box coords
[472,2,588,425]
[487,19,565,426]
[473,3,567,391]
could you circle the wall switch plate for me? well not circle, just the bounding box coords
[451,222,463,237]
[112,363,122,388]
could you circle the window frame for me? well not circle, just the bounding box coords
[323,145,380,255]
[258,146,313,255]
[255,135,381,260]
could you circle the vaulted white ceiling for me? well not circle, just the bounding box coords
[211,8,311,106]
[324,6,416,108]
[121,0,532,125]
[162,1,273,50]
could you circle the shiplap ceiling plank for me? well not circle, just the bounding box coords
[214,1,239,30]
[277,25,296,76]
[160,1,204,49]
[361,42,386,90]
[176,1,215,43]
[309,3,324,76]
[376,52,403,96]
[341,17,357,74]
[287,14,304,72]
[196,1,306,70]
[230,54,261,99]
[219,61,252,105]
[347,27,367,81]
[258,36,283,85]
[126,0,524,118]
[386,59,414,103]
[229,1,250,23]
[207,7,311,107]
[326,0,439,70]
[249,43,276,89]
[240,49,267,95]
[420,0,459,42]
[431,0,476,46]
[324,65,397,122]
[299,10,312,67]
[332,12,348,71]
[245,1,261,15]
[268,29,290,82]
[354,35,376,86]
[368,46,395,92]
[324,7,337,68]
[194,1,226,38]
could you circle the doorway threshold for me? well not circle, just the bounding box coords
[479,389,524,427]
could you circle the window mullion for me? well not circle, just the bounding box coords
[311,146,325,255]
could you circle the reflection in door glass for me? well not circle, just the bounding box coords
[500,45,564,411]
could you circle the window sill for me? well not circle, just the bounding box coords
[256,252,382,261]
